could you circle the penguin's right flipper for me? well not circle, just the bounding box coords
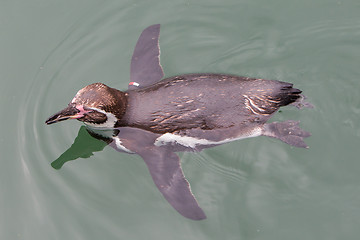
[93,127,206,220]
[136,146,206,220]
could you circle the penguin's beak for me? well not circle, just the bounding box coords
[45,105,81,125]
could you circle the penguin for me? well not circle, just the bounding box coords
[46,24,311,220]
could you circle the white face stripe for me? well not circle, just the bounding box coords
[154,127,263,149]
[83,107,118,129]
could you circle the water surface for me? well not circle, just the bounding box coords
[1,0,360,239]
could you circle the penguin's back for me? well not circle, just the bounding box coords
[121,73,301,133]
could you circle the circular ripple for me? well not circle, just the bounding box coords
[15,2,140,227]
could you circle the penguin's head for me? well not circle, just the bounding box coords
[45,83,127,128]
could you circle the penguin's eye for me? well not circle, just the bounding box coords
[98,105,104,109]
[82,106,95,113]
[81,110,107,123]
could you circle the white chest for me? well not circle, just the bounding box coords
[154,127,262,149]
[84,108,118,129]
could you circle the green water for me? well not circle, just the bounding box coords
[1,0,360,239]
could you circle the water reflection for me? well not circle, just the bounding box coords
[51,126,107,170]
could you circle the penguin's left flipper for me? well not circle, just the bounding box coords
[129,24,164,90]
[102,127,206,220]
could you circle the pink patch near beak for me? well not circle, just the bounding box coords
[71,105,92,119]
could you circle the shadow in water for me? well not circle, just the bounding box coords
[51,126,108,170]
